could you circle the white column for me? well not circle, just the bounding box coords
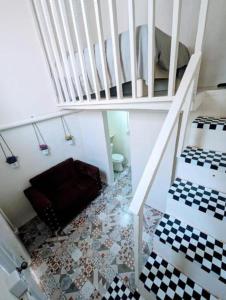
[108,0,123,99]
[168,0,182,97]
[148,0,155,97]
[128,0,137,99]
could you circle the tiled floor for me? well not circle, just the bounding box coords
[20,168,162,299]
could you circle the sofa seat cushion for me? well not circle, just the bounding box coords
[30,158,77,197]
[53,176,98,212]
[71,175,98,194]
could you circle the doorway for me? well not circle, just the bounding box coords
[106,111,131,181]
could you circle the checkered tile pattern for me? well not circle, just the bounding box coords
[180,146,226,173]
[192,116,226,130]
[140,252,217,300]
[102,277,141,300]
[155,214,226,283]
[168,178,226,221]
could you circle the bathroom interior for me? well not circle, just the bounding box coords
[107,111,131,179]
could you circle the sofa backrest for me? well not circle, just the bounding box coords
[30,158,76,196]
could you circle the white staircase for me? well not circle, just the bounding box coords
[144,115,226,299]
[140,251,217,300]
[176,146,226,194]
[103,114,226,299]
[167,178,226,242]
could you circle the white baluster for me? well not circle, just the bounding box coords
[40,0,70,102]
[32,0,64,103]
[58,0,83,102]
[148,0,155,97]
[68,0,91,101]
[49,0,76,101]
[168,0,182,97]
[81,0,100,101]
[108,0,123,99]
[128,0,137,99]
[94,0,110,100]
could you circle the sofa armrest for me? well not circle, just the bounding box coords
[74,160,102,189]
[24,187,52,211]
[24,187,60,230]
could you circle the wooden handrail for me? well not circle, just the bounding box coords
[129,52,201,216]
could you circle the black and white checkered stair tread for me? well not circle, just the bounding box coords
[102,276,142,300]
[155,214,226,284]
[192,116,226,131]
[180,146,226,173]
[168,178,226,221]
[140,251,217,300]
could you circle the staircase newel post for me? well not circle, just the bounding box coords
[134,208,144,287]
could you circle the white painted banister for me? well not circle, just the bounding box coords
[81,0,100,101]
[108,0,123,99]
[168,0,182,96]
[32,1,208,111]
[49,0,76,101]
[148,0,155,97]
[94,0,110,100]
[195,0,209,52]
[128,0,137,99]
[69,0,91,101]
[57,0,83,102]
[193,0,209,95]
[32,0,64,103]
[130,53,201,215]
[176,78,195,156]
[40,0,70,103]
[130,53,201,294]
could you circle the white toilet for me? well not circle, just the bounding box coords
[110,140,124,172]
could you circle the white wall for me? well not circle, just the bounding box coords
[78,111,113,184]
[73,0,226,88]
[107,111,131,166]
[0,0,57,124]
[130,111,177,213]
[155,0,226,88]
[0,0,112,228]
[0,114,85,228]
[70,0,148,47]
[0,113,112,229]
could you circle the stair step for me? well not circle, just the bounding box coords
[180,146,226,173]
[140,252,217,300]
[155,214,226,284]
[192,116,226,131]
[167,178,226,242]
[168,178,226,221]
[102,276,142,300]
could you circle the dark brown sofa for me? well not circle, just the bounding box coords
[24,158,101,230]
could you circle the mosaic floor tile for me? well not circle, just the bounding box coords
[20,168,162,298]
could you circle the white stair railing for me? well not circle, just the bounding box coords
[130,52,201,287]
[129,1,209,296]
[31,0,208,108]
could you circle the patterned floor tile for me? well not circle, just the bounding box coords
[20,168,162,298]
